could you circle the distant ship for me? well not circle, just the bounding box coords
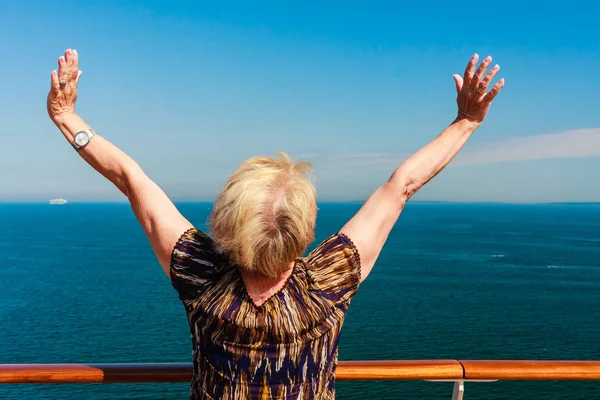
[49,199,68,205]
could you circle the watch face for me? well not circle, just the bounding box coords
[74,132,90,147]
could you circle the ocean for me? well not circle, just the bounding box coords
[1,202,600,399]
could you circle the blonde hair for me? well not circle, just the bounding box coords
[209,153,317,278]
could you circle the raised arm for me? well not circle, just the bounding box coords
[47,49,193,276]
[341,54,505,282]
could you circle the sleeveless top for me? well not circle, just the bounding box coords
[170,228,361,400]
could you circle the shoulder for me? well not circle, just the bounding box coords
[170,228,223,301]
[302,233,362,302]
[170,228,214,263]
[305,233,361,271]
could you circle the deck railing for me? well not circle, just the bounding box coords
[2,360,600,399]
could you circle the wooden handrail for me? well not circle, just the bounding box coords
[1,360,600,384]
[0,361,462,383]
[461,360,600,381]
[0,363,192,384]
[335,360,463,380]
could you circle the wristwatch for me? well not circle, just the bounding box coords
[72,129,96,150]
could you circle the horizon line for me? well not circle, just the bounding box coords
[1,200,599,206]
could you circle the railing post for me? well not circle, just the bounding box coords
[452,380,464,400]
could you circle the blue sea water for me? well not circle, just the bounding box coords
[1,202,600,399]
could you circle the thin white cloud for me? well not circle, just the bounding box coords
[453,128,600,167]
[317,128,600,168]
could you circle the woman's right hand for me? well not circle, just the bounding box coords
[453,54,504,123]
[47,49,83,123]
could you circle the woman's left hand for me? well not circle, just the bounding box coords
[47,48,83,122]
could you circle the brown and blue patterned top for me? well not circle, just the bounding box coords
[170,228,361,400]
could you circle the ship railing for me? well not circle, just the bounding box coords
[2,360,600,400]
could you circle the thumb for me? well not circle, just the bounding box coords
[453,74,463,93]
[75,70,83,86]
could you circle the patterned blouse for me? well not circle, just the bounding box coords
[170,228,361,400]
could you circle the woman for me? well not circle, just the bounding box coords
[47,49,503,399]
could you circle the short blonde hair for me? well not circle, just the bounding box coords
[209,153,317,277]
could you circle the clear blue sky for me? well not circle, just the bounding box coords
[0,0,599,203]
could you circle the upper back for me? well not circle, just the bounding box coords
[170,228,361,399]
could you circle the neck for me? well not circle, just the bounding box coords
[239,261,296,307]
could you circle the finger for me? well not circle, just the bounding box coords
[483,78,505,102]
[471,55,492,89]
[64,48,73,67]
[478,64,500,93]
[50,70,59,92]
[72,49,79,70]
[70,64,79,82]
[57,55,67,84]
[462,53,479,86]
[63,49,79,83]
[453,74,463,93]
